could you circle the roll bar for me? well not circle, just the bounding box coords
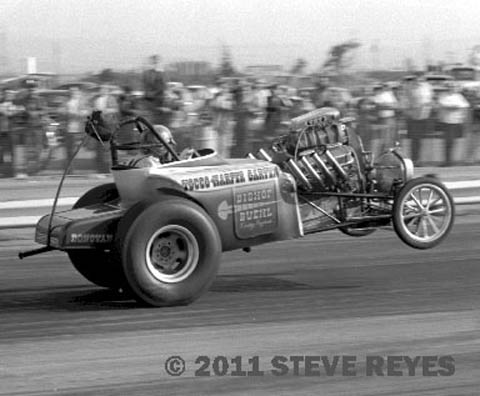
[114,115,180,162]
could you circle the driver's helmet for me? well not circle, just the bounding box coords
[140,125,177,162]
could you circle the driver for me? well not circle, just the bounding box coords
[128,125,195,167]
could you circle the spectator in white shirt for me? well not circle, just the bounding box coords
[402,76,434,165]
[371,83,399,159]
[65,87,89,170]
[436,82,470,166]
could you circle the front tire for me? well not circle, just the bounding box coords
[339,226,376,237]
[392,177,454,249]
[117,198,222,307]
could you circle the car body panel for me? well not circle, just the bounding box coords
[35,203,124,249]
[36,152,302,252]
[113,155,302,251]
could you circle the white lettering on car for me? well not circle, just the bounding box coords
[70,233,113,244]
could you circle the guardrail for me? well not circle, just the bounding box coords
[1,180,479,230]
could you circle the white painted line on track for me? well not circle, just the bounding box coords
[0,181,479,229]
[0,197,479,229]
[0,198,77,210]
[0,181,478,211]
[454,196,480,204]
[444,180,480,189]
[0,216,41,229]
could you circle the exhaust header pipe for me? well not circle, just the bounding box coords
[285,159,312,190]
[324,149,348,180]
[312,153,336,187]
[300,155,326,189]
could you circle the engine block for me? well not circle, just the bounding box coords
[251,108,364,194]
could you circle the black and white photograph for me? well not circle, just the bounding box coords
[0,0,478,394]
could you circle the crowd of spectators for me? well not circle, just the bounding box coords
[358,74,478,167]
[1,67,480,178]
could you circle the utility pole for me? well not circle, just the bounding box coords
[52,39,62,75]
[0,27,8,75]
[370,41,380,71]
[445,51,456,66]
[423,36,433,71]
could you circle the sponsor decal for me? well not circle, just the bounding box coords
[233,182,278,238]
[218,200,233,221]
[69,233,113,244]
[180,166,277,191]
[182,170,245,191]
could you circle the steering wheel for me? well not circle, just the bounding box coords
[115,141,142,150]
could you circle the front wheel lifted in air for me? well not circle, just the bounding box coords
[392,177,455,249]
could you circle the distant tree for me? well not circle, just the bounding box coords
[97,68,116,83]
[219,45,236,77]
[404,57,416,72]
[322,40,361,74]
[290,58,308,74]
[469,45,480,66]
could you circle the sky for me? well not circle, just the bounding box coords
[1,0,480,74]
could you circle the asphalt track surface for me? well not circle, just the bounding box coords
[0,217,479,395]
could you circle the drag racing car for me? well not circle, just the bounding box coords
[19,108,455,307]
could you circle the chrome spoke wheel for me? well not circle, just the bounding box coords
[399,183,453,244]
[146,225,199,283]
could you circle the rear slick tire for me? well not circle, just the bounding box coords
[117,198,222,307]
[68,250,123,289]
[68,183,123,289]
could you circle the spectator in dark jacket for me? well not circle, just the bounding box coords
[142,55,166,124]
[463,87,480,164]
[263,84,283,142]
[11,87,45,178]
[117,85,138,146]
